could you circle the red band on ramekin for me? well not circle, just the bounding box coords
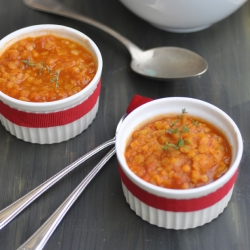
[118,166,238,212]
[0,81,101,128]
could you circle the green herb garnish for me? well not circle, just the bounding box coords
[50,69,61,88]
[162,142,179,151]
[162,109,198,151]
[182,108,188,114]
[22,58,61,88]
[22,57,36,67]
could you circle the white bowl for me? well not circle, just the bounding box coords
[116,97,243,229]
[120,0,247,33]
[0,24,102,144]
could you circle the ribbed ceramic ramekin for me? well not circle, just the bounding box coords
[116,97,243,229]
[0,24,102,144]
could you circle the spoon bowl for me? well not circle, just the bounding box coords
[23,0,208,80]
[131,47,208,79]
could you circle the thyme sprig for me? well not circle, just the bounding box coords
[50,69,61,88]
[22,57,36,67]
[22,57,61,88]
[162,109,198,151]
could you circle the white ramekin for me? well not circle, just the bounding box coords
[0,24,102,144]
[116,97,243,229]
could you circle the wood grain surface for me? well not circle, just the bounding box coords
[0,0,250,249]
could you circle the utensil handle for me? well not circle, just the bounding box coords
[17,147,116,250]
[0,138,115,230]
[23,0,142,57]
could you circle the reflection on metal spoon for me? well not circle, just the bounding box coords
[131,47,207,79]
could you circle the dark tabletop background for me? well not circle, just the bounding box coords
[0,0,250,249]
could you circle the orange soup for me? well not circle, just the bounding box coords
[0,35,97,102]
[125,109,232,189]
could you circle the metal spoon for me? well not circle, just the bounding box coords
[23,0,208,80]
[0,114,126,230]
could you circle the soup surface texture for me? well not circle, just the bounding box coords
[0,35,97,102]
[125,110,231,189]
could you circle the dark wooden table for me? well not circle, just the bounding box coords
[0,0,250,249]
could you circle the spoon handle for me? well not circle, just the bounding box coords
[23,0,142,56]
[17,147,116,250]
[0,137,115,230]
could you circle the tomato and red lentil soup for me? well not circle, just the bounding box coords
[0,35,97,102]
[125,110,232,189]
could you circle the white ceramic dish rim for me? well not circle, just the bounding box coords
[0,24,103,112]
[116,97,243,200]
